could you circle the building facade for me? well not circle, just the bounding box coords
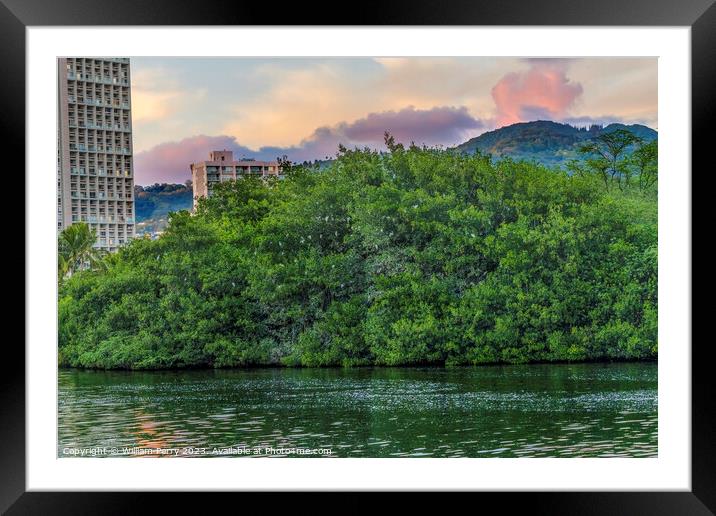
[57,57,136,252]
[190,150,281,210]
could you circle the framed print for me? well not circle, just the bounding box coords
[5,0,714,512]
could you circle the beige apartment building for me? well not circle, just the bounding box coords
[57,57,136,252]
[190,150,281,210]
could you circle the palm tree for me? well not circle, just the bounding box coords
[58,222,106,278]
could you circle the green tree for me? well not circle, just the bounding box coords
[58,143,657,370]
[579,129,641,190]
[58,222,106,279]
[632,139,658,191]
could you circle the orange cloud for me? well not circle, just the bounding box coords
[221,63,370,149]
[131,68,207,151]
[134,106,487,184]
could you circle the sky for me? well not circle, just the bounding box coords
[130,57,657,185]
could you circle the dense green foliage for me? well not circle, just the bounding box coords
[59,142,657,369]
[455,120,657,167]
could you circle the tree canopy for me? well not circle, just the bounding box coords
[577,129,651,190]
[59,142,657,369]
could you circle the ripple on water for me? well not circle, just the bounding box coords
[58,363,657,458]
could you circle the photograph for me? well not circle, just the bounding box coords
[56,55,659,459]
[8,6,709,508]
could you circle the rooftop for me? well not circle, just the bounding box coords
[190,150,278,169]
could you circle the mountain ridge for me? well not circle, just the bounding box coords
[453,120,657,167]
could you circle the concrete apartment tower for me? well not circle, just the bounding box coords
[190,150,281,210]
[57,57,136,252]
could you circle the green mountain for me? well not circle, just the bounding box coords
[454,120,657,167]
[135,183,193,223]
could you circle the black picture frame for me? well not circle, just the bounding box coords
[4,0,712,512]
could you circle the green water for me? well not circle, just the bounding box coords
[58,362,657,458]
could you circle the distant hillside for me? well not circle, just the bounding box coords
[454,120,657,167]
[135,183,193,223]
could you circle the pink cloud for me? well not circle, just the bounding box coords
[133,135,258,185]
[133,106,485,185]
[342,106,483,145]
[491,61,583,127]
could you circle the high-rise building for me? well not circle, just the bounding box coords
[190,150,281,210]
[57,57,136,252]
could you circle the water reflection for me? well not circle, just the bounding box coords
[58,363,657,458]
